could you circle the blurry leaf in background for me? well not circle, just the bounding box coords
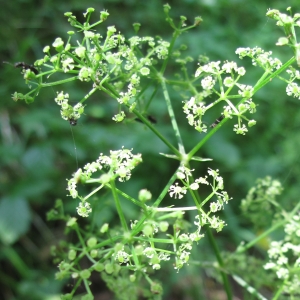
[0,197,30,245]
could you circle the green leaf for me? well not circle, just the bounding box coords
[0,197,31,245]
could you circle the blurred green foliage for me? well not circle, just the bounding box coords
[1,0,300,299]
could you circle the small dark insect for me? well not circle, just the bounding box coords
[135,115,157,124]
[210,114,225,128]
[68,118,77,126]
[3,61,39,75]
[147,115,157,124]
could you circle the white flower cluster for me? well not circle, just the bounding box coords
[142,247,171,270]
[185,60,247,134]
[183,96,207,133]
[112,111,126,122]
[195,60,245,78]
[266,9,300,28]
[76,201,92,218]
[67,147,142,201]
[117,74,141,112]
[168,166,231,232]
[264,214,300,295]
[54,91,84,123]
[174,217,204,271]
[235,47,282,71]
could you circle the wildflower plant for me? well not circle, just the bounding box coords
[11,5,300,300]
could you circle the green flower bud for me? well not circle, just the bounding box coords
[143,224,153,236]
[135,245,144,255]
[52,37,64,52]
[86,8,95,13]
[133,23,141,33]
[151,281,163,295]
[105,263,114,274]
[25,95,34,104]
[113,263,121,274]
[140,67,150,76]
[87,237,97,247]
[276,37,289,46]
[90,249,98,258]
[159,221,169,232]
[66,217,77,227]
[100,223,109,233]
[68,249,76,260]
[80,269,91,279]
[43,46,50,53]
[94,262,105,272]
[100,10,109,21]
[248,119,256,127]
[138,189,152,202]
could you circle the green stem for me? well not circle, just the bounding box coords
[133,109,180,156]
[236,219,285,254]
[161,78,185,155]
[160,28,181,75]
[110,180,128,232]
[236,200,300,253]
[40,76,79,87]
[252,56,296,93]
[206,226,233,300]
[79,87,98,104]
[1,245,30,278]
[130,168,180,237]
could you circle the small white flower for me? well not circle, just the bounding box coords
[169,183,187,199]
[112,111,126,122]
[190,182,199,190]
[233,124,248,135]
[276,267,289,279]
[75,46,86,58]
[55,91,69,105]
[114,250,130,264]
[76,201,92,217]
[61,57,74,72]
[143,247,156,258]
[237,67,246,76]
[286,82,300,98]
[223,77,235,87]
[264,262,276,269]
[222,61,237,73]
[201,76,216,90]
[140,67,150,76]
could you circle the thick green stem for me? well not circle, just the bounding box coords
[206,226,233,300]
[161,78,186,155]
[40,76,79,87]
[111,180,129,232]
[133,109,180,156]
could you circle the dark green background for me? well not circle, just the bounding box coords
[1,0,300,299]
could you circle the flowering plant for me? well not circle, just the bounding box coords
[12,5,300,300]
